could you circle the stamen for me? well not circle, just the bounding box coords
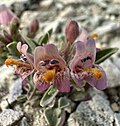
[5,58,31,67]
[5,58,18,67]
[84,68,102,79]
[42,69,56,82]
[89,33,98,39]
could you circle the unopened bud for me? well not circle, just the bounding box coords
[65,20,79,44]
[10,17,20,35]
[27,19,39,38]
[0,4,16,27]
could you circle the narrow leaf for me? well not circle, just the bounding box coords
[95,48,119,64]
[17,95,27,103]
[19,32,36,51]
[38,28,53,45]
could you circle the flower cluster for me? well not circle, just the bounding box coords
[5,20,108,93]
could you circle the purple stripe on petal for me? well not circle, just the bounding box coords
[36,81,50,92]
[33,72,50,92]
[54,69,70,93]
[71,72,85,88]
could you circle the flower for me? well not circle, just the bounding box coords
[5,42,34,85]
[69,30,107,90]
[0,4,16,27]
[33,44,70,92]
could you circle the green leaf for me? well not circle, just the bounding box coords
[40,86,58,107]
[38,28,53,45]
[0,34,7,44]
[19,32,36,51]
[95,48,119,64]
[7,41,20,57]
[58,97,70,109]
[17,95,27,103]
[45,108,61,126]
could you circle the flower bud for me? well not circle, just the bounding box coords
[0,4,16,27]
[27,19,39,38]
[10,17,20,35]
[65,20,79,44]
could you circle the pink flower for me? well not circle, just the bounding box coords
[33,44,70,92]
[5,42,34,85]
[69,30,107,90]
[0,4,16,27]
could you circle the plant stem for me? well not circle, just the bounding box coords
[28,85,36,101]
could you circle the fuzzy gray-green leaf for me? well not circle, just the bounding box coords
[40,86,58,107]
[58,97,70,109]
[45,108,60,126]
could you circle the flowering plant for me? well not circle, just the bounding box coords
[3,8,118,125]
[0,4,39,64]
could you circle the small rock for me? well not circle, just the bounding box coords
[0,109,23,126]
[111,103,119,112]
[0,99,9,110]
[114,113,120,126]
[68,94,114,126]
[8,78,23,103]
[0,78,22,110]
[93,22,120,36]
[0,0,27,7]
[40,0,53,8]
[20,117,29,126]
[0,65,15,99]
[101,59,120,88]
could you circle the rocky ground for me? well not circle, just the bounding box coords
[0,0,120,126]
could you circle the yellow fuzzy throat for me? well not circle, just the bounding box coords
[42,69,56,82]
[84,68,102,79]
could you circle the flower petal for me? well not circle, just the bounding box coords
[15,66,34,84]
[69,42,86,71]
[33,72,50,91]
[71,72,84,87]
[70,38,96,70]
[34,44,66,70]
[75,29,88,43]
[21,44,28,55]
[86,38,96,63]
[17,42,34,65]
[44,44,66,67]
[34,46,46,70]
[54,69,70,93]
[17,42,28,55]
[85,65,107,90]
[17,42,22,53]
